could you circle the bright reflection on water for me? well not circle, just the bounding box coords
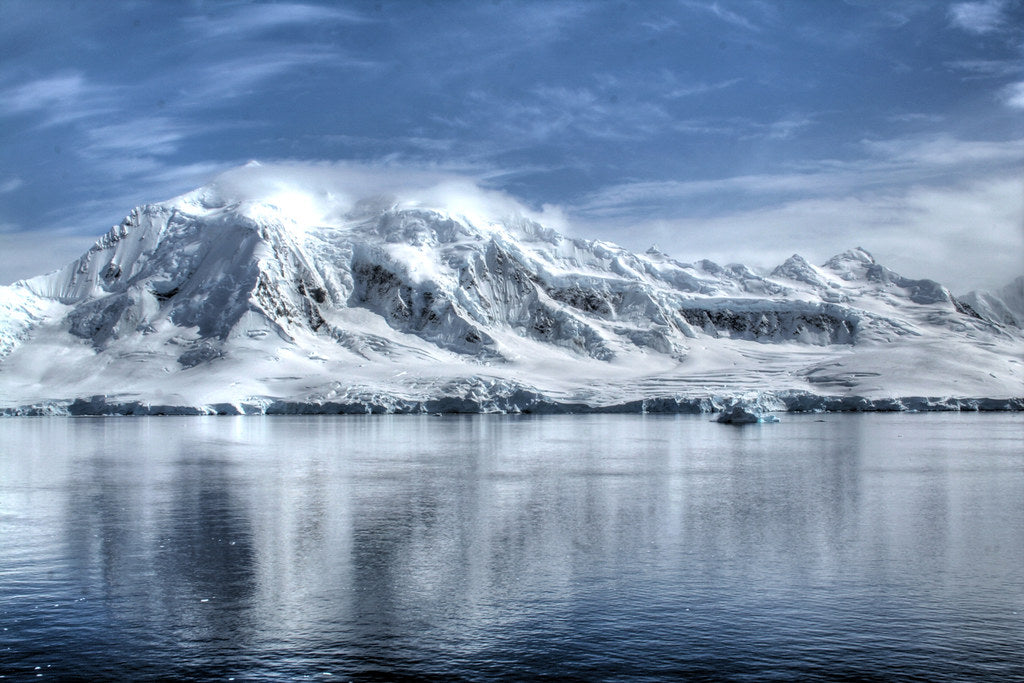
[1,414,1022,680]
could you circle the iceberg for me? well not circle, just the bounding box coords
[716,404,781,424]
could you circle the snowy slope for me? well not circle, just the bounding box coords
[1,166,1022,414]
[961,276,1024,328]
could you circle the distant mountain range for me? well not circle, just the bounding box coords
[2,167,1022,414]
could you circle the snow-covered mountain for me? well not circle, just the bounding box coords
[2,167,1022,414]
[960,276,1024,329]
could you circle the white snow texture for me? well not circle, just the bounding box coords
[1,164,1022,415]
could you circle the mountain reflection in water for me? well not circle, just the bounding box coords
[1,414,1022,680]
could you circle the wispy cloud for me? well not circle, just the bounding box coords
[38,160,240,235]
[578,173,1023,292]
[591,69,742,105]
[450,85,673,145]
[948,0,1007,34]
[946,58,1023,77]
[0,73,116,126]
[476,1,592,46]
[860,134,1024,167]
[0,178,23,194]
[1,1,1021,293]
[641,17,679,33]
[680,0,762,32]
[572,173,838,220]
[578,135,1024,216]
[1001,81,1024,109]
[317,133,458,154]
[672,119,741,135]
[404,1,593,88]
[181,3,370,38]
[765,115,815,140]
[83,117,207,157]
[569,133,1024,289]
[875,4,930,29]
[886,112,946,124]
[185,48,380,103]
[665,77,743,99]
[0,74,87,114]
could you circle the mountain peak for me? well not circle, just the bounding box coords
[1,170,1022,414]
[824,247,875,268]
[772,253,832,290]
[960,274,1024,327]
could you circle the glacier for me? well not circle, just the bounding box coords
[1,165,1022,416]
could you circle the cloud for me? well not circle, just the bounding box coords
[185,48,380,103]
[672,78,743,99]
[0,74,87,114]
[860,134,1024,167]
[475,1,592,46]
[83,117,208,157]
[577,135,1024,215]
[0,10,378,137]
[2,154,1019,293]
[181,3,369,38]
[667,113,821,143]
[946,58,1023,77]
[31,160,241,243]
[0,73,116,126]
[574,173,853,221]
[0,178,23,194]
[641,17,679,33]
[569,134,1024,290]
[948,0,1006,34]
[577,173,1023,293]
[202,160,570,232]
[1001,81,1024,109]
[886,112,946,124]
[680,1,762,32]
[316,133,457,154]
[404,1,593,88]
[448,85,673,146]
[765,115,815,140]
[1,2,1021,295]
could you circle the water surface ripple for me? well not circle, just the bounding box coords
[1,414,1022,680]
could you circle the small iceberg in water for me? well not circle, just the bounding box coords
[716,404,780,424]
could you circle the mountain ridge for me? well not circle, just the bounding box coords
[1,168,1021,415]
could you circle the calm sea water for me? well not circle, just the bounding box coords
[1,414,1022,681]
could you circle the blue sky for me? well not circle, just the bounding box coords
[1,0,1021,291]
